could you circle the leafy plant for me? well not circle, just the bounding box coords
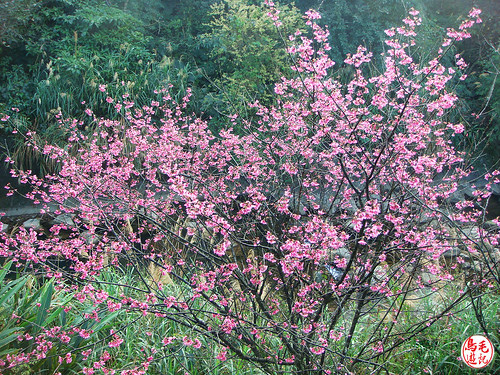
[0,261,125,373]
[200,0,304,127]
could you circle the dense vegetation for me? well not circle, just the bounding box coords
[1,0,499,166]
[0,1,499,374]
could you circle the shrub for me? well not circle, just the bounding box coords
[1,5,498,374]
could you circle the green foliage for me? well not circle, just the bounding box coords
[200,0,304,125]
[474,45,500,163]
[384,292,499,374]
[0,65,33,114]
[1,2,500,371]
[0,0,42,46]
[414,0,500,165]
[0,262,73,373]
[0,262,139,373]
[0,0,202,173]
[0,0,499,161]
[293,0,408,64]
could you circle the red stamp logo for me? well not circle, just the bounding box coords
[461,335,494,369]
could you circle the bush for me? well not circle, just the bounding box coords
[1,6,499,374]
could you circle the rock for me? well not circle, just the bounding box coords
[0,222,9,233]
[324,263,344,282]
[460,261,472,270]
[471,260,484,273]
[492,248,500,264]
[23,218,42,231]
[52,214,75,227]
[441,248,461,260]
[486,196,500,220]
[448,185,475,203]
[328,247,351,261]
[460,226,480,241]
[421,272,441,287]
[81,231,100,245]
[482,220,499,232]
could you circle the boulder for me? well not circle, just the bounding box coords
[441,248,461,260]
[52,214,75,227]
[81,231,100,245]
[23,218,42,231]
[0,222,9,233]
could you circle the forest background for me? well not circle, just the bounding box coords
[0,0,499,171]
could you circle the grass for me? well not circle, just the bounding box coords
[1,259,498,374]
[82,265,266,375]
[375,290,499,375]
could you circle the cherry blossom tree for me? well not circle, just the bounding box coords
[1,5,498,374]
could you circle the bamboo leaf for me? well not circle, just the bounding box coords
[0,277,28,306]
[0,261,13,284]
[34,280,54,332]
[0,330,21,349]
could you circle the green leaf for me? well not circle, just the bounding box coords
[0,277,28,306]
[59,309,67,327]
[0,347,19,357]
[0,328,21,349]
[34,280,54,333]
[0,261,13,284]
[21,279,45,313]
[91,309,121,333]
[43,293,73,328]
[43,306,63,328]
